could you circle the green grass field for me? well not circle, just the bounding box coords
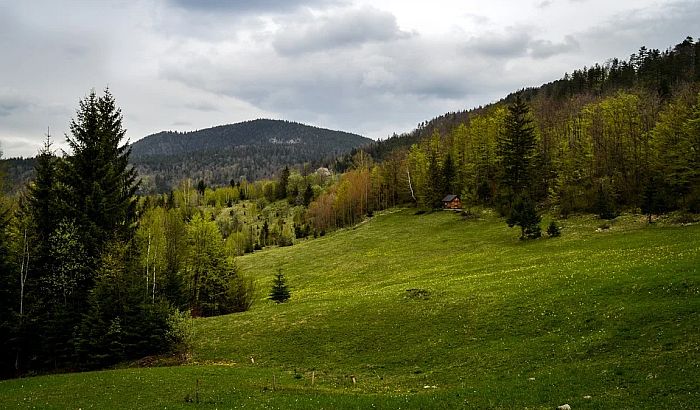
[1,209,699,408]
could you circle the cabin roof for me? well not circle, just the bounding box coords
[442,194,460,202]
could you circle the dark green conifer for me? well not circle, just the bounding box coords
[506,195,542,240]
[499,95,537,197]
[269,269,290,303]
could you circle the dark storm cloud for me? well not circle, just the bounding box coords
[273,7,411,55]
[169,0,345,14]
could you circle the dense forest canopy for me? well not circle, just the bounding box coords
[129,119,370,193]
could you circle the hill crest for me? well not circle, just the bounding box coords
[130,118,370,158]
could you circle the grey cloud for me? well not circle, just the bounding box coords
[160,30,522,140]
[0,136,42,156]
[467,28,532,58]
[184,101,221,112]
[537,1,553,8]
[465,28,580,60]
[169,0,345,14]
[273,7,411,55]
[0,95,32,117]
[529,35,580,59]
[579,0,700,59]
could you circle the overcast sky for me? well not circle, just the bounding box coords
[0,0,698,158]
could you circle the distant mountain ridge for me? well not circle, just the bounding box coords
[130,119,371,192]
[130,119,369,158]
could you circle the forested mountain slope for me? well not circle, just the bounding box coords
[358,37,700,163]
[0,119,370,194]
[327,37,700,225]
[130,119,370,192]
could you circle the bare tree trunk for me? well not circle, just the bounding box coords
[19,228,30,317]
[17,228,30,371]
[145,230,151,297]
[407,169,417,203]
[152,245,157,303]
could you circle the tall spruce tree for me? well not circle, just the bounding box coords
[0,156,19,377]
[60,89,139,274]
[23,136,62,283]
[277,166,290,200]
[442,153,456,197]
[499,96,541,236]
[499,95,537,198]
[427,153,443,208]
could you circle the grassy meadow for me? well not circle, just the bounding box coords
[1,209,698,408]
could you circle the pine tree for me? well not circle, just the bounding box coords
[506,195,542,240]
[641,174,666,223]
[269,269,290,303]
[60,88,139,279]
[442,153,456,197]
[0,164,19,377]
[499,95,537,197]
[196,180,207,196]
[546,221,561,237]
[427,153,443,208]
[303,184,314,206]
[277,166,290,200]
[23,136,62,285]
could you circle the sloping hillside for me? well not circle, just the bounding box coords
[130,119,371,192]
[1,209,697,408]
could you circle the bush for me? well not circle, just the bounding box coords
[166,309,194,352]
[277,235,293,247]
[228,274,256,312]
[547,221,561,237]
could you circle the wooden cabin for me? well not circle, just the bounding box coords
[442,195,462,209]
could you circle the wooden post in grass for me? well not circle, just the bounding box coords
[351,375,356,385]
[195,379,200,404]
[272,374,276,391]
[311,371,315,386]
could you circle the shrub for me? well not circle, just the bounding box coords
[547,221,561,237]
[228,274,256,312]
[277,235,293,247]
[166,309,194,352]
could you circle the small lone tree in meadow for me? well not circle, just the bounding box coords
[506,195,541,240]
[269,269,290,303]
[546,220,561,237]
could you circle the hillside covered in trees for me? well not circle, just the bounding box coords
[130,119,371,193]
[0,119,370,194]
[321,37,700,229]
